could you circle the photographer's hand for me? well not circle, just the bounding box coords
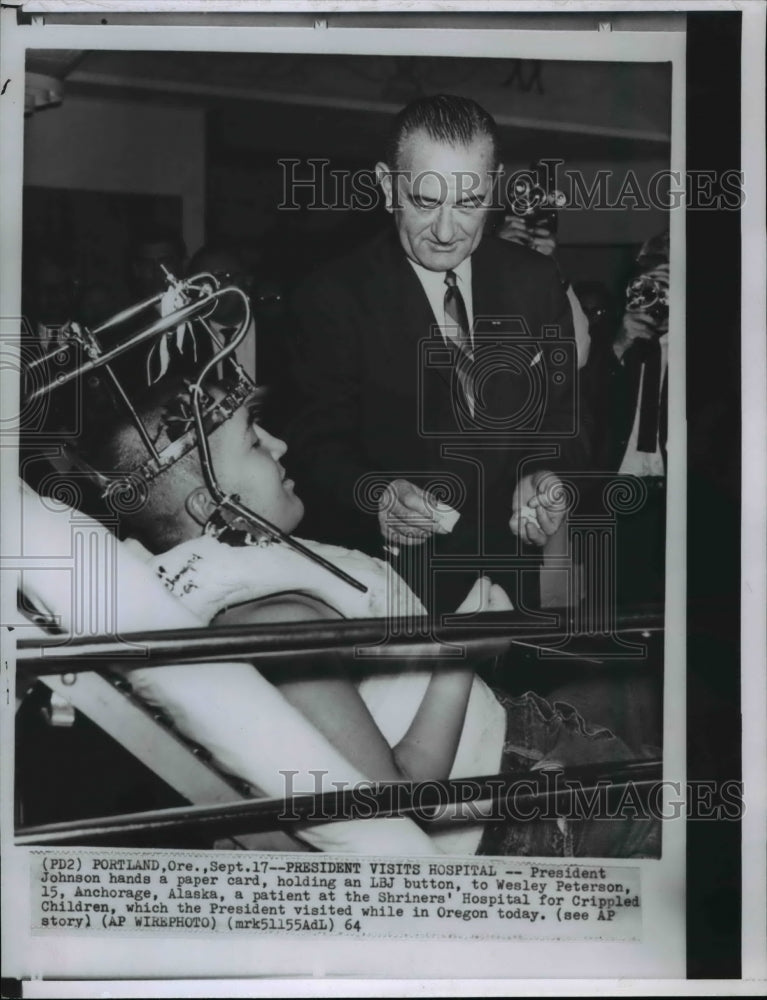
[497,216,557,257]
[645,263,670,297]
[613,311,659,363]
[499,216,590,368]
[617,262,669,361]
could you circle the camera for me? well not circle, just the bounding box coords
[625,274,669,328]
[624,230,670,328]
[505,160,566,235]
[418,315,578,438]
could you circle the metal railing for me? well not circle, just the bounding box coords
[13,606,672,846]
[16,606,668,675]
[16,760,663,847]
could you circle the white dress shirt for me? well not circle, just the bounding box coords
[618,332,669,477]
[407,256,474,350]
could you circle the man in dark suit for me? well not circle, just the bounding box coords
[287,95,590,613]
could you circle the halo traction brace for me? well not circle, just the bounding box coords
[23,268,367,594]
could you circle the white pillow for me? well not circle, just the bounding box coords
[15,481,437,855]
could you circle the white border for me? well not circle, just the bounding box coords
[16,978,767,998]
[9,1,751,14]
[0,6,686,988]
[740,0,767,985]
[1,0,763,993]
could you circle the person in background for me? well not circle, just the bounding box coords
[102,227,192,388]
[572,280,617,355]
[568,279,620,473]
[250,265,292,436]
[495,212,591,370]
[21,250,77,349]
[539,235,669,748]
[606,231,670,609]
[491,176,595,610]
[75,280,120,331]
[186,244,257,382]
[128,227,187,302]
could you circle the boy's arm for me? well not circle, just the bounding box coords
[216,577,505,784]
[218,596,407,783]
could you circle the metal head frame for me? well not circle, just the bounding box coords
[24,268,367,593]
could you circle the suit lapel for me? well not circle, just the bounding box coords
[373,232,452,396]
[370,234,531,443]
[471,237,520,422]
[471,236,503,319]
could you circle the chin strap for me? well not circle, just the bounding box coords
[203,505,280,549]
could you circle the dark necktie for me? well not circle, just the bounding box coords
[636,338,662,454]
[443,270,474,413]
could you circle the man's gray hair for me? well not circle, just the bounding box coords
[385,93,500,169]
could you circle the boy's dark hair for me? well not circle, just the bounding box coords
[84,376,208,553]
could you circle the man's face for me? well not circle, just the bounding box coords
[208,402,304,534]
[377,131,497,272]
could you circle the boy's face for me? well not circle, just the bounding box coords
[207,400,304,534]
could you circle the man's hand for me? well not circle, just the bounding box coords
[510,471,569,547]
[497,215,557,257]
[378,478,455,546]
[613,311,658,362]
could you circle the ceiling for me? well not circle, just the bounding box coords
[26,49,672,163]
